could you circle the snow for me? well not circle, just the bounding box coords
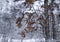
[0,0,44,41]
[54,0,60,4]
[58,24,60,26]
[0,0,60,42]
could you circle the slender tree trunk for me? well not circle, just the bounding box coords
[44,0,49,42]
[50,0,56,39]
[44,0,56,41]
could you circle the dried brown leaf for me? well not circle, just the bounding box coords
[25,0,36,4]
[21,32,26,37]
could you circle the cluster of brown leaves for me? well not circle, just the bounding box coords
[41,4,54,10]
[16,17,22,28]
[16,13,37,37]
[21,31,26,37]
[21,20,37,37]
[41,4,48,9]
[28,13,33,19]
[16,14,24,28]
[25,0,36,4]
[21,27,37,37]
[27,20,35,26]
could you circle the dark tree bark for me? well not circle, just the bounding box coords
[44,0,49,41]
[44,0,56,41]
[50,0,56,39]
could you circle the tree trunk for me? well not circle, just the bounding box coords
[50,0,56,39]
[44,0,49,42]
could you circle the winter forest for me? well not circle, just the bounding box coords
[0,0,60,42]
